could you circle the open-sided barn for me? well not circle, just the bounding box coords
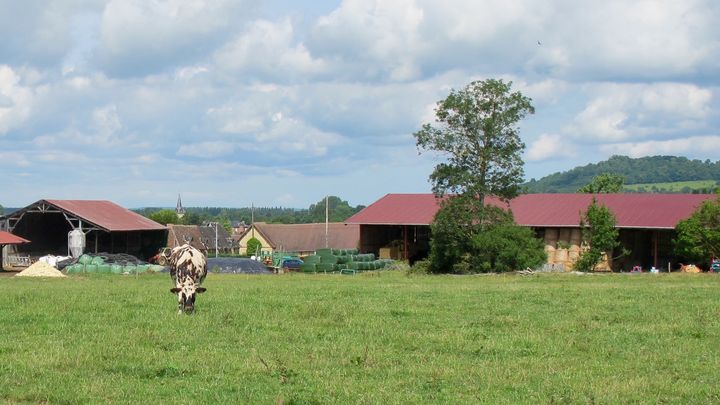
[345,193,716,271]
[2,199,167,262]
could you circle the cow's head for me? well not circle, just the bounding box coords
[170,277,207,314]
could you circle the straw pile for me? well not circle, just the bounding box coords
[15,261,66,278]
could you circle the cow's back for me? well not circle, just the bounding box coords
[169,244,207,284]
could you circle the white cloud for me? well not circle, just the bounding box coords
[177,141,235,158]
[0,65,36,134]
[214,18,327,81]
[567,83,714,141]
[526,133,575,162]
[309,0,425,81]
[96,0,253,76]
[600,135,720,158]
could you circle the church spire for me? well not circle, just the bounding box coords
[176,194,186,219]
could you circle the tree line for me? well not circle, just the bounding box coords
[135,196,365,229]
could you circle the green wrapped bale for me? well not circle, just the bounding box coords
[336,255,349,264]
[320,255,338,264]
[65,264,81,274]
[91,256,105,265]
[135,264,149,274]
[317,263,335,273]
[84,264,98,273]
[110,264,123,274]
[148,265,165,273]
[300,263,317,273]
[302,255,321,264]
[78,254,93,265]
[315,248,333,256]
[123,265,137,274]
[97,264,111,274]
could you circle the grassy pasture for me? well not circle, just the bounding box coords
[2,271,720,404]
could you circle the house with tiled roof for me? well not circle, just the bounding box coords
[345,193,716,271]
[237,222,360,257]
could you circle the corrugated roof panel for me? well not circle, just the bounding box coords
[346,193,715,229]
[0,230,30,244]
[45,200,166,231]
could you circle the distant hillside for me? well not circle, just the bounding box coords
[525,155,720,193]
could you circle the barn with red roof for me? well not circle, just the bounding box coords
[2,199,167,264]
[346,193,716,271]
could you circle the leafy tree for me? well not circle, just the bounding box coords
[416,79,542,272]
[674,195,720,262]
[575,199,621,272]
[578,173,625,193]
[415,79,534,202]
[307,196,358,223]
[428,197,545,273]
[246,237,262,257]
[148,209,182,225]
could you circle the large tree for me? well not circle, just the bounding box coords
[415,79,534,202]
[578,173,625,193]
[415,79,542,272]
[574,199,621,272]
[674,195,720,263]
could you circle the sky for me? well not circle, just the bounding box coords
[1,0,718,209]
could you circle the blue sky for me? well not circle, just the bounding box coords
[1,0,718,209]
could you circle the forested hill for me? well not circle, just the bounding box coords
[525,155,720,193]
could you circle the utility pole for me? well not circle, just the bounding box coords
[325,195,329,248]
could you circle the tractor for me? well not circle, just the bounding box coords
[149,247,173,266]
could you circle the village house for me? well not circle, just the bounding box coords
[237,222,359,257]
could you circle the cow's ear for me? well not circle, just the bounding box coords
[170,287,181,293]
[197,287,207,293]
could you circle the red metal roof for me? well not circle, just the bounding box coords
[44,200,166,231]
[0,230,30,244]
[346,193,716,229]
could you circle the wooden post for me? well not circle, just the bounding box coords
[403,225,409,261]
[653,231,658,269]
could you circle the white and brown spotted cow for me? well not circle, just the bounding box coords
[169,244,207,314]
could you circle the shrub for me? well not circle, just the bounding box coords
[428,197,546,273]
[407,259,431,275]
[246,238,262,257]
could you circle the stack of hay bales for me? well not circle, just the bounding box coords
[300,248,392,274]
[544,229,558,264]
[544,227,612,271]
[64,254,163,275]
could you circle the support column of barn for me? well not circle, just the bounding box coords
[403,225,409,261]
[653,230,658,269]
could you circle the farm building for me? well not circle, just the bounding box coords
[237,222,359,257]
[345,193,716,271]
[165,224,234,255]
[1,199,167,263]
[0,230,30,270]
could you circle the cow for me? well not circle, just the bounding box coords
[169,244,207,314]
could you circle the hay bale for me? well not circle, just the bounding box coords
[544,245,556,263]
[555,248,569,263]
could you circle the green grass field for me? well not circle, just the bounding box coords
[2,271,720,404]
[624,180,718,193]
